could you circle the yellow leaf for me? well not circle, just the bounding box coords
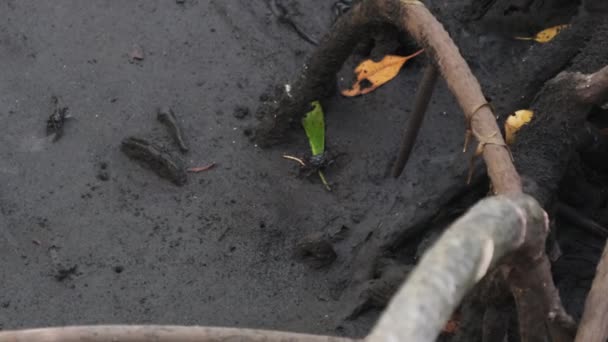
[515,24,570,43]
[341,49,424,97]
[505,109,534,145]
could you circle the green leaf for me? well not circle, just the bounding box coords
[302,101,325,156]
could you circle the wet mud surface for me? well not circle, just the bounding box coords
[0,0,603,338]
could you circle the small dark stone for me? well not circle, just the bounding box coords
[233,106,250,119]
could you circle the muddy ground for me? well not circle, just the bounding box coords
[0,0,604,339]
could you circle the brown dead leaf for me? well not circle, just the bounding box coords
[341,49,424,97]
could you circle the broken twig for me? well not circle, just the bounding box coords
[392,63,438,178]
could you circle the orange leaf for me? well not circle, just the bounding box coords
[341,49,424,97]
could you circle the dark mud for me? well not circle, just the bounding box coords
[0,0,604,339]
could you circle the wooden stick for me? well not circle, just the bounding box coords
[392,64,438,178]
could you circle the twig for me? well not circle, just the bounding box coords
[158,106,189,153]
[575,240,608,342]
[282,154,306,166]
[187,163,216,173]
[392,63,438,178]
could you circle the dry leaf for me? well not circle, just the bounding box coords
[341,49,424,97]
[505,109,534,145]
[515,24,570,43]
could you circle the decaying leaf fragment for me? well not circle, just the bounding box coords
[341,49,424,97]
[515,24,570,43]
[505,109,534,145]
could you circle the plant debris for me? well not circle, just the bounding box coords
[157,106,189,153]
[46,96,69,142]
[515,24,570,43]
[121,136,187,186]
[187,163,216,173]
[342,50,424,97]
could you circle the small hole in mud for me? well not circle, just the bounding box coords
[113,266,124,274]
